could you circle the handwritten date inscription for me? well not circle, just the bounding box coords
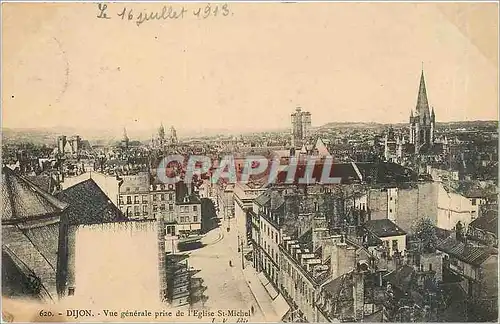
[97,3,232,26]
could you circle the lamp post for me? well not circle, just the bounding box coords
[240,239,245,269]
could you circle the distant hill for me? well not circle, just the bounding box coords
[2,120,496,146]
[318,120,497,130]
[2,127,120,146]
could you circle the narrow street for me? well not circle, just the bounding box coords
[188,223,265,322]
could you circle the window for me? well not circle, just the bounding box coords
[169,193,173,200]
[390,197,393,201]
[193,205,198,212]
[180,216,185,222]
[134,195,139,204]
[390,209,393,213]
[169,204,174,211]
[119,197,124,205]
[126,196,132,204]
[185,217,190,223]
[142,205,148,215]
[472,199,477,206]
[160,204,166,211]
[142,195,148,203]
[160,194,165,201]
[134,206,140,216]
[166,226,175,235]
[153,205,158,212]
[153,194,158,201]
[194,216,198,222]
[68,287,75,296]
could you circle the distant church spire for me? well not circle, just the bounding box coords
[416,68,430,116]
[123,127,129,142]
[158,123,165,141]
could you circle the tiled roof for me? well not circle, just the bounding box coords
[437,236,497,266]
[455,181,496,199]
[56,179,126,225]
[2,249,44,300]
[2,226,58,301]
[1,167,68,224]
[364,219,407,238]
[254,191,271,206]
[322,271,353,296]
[24,174,58,194]
[355,162,418,183]
[469,211,498,236]
[270,191,284,211]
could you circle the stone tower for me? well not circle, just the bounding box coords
[409,69,435,154]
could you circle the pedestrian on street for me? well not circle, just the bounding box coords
[251,306,254,314]
[229,260,232,267]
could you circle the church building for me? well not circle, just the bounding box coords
[409,69,436,154]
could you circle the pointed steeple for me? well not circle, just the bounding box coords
[416,69,430,116]
[123,127,129,142]
[158,123,165,140]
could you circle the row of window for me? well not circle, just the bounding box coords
[179,216,198,223]
[261,221,279,244]
[179,205,198,213]
[262,240,279,264]
[123,184,175,192]
[283,258,314,305]
[153,204,174,212]
[120,193,174,205]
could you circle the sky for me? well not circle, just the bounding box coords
[2,2,498,137]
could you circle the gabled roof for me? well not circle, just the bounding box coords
[469,211,498,236]
[254,191,271,206]
[437,236,498,266]
[56,178,126,225]
[1,166,68,224]
[364,219,407,238]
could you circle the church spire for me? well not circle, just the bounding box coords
[416,68,430,116]
[123,127,129,142]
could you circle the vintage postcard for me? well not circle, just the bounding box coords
[1,1,499,323]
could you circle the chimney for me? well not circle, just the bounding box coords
[352,271,365,320]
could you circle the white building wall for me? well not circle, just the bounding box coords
[380,234,406,256]
[71,221,162,309]
[436,184,474,230]
[387,188,398,222]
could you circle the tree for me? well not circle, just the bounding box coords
[200,198,218,234]
[413,218,438,253]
